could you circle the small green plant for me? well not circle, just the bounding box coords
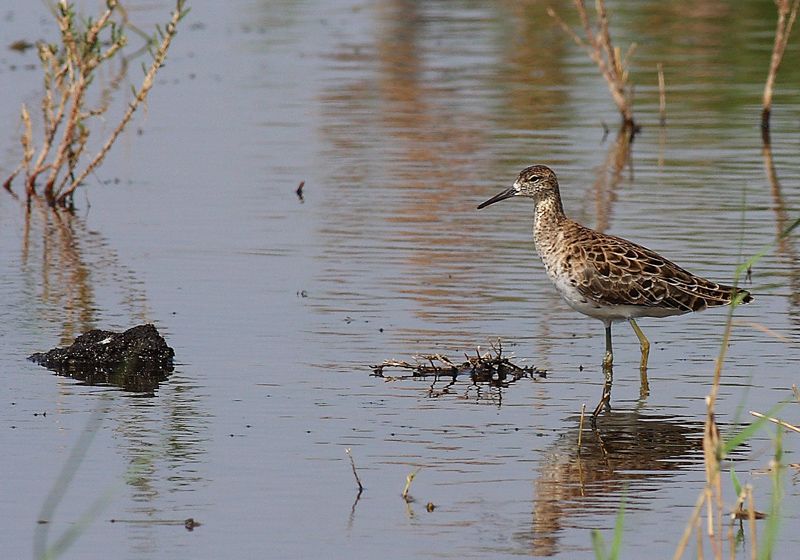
[759,427,784,560]
[592,500,624,560]
[3,0,189,208]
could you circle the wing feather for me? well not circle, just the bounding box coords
[566,224,750,311]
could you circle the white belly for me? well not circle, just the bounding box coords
[547,266,688,325]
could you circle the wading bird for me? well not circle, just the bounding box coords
[478,165,752,419]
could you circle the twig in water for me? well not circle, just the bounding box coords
[345,448,364,493]
[371,344,544,385]
[734,320,793,343]
[295,180,305,202]
[600,121,610,142]
[402,467,421,502]
[762,0,800,136]
[749,410,800,433]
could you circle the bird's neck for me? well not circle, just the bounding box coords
[533,192,566,251]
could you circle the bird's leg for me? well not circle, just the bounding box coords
[602,324,613,370]
[593,324,614,426]
[629,318,651,397]
[591,365,613,426]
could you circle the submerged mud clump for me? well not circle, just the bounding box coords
[29,324,174,392]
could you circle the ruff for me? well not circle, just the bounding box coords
[478,165,752,418]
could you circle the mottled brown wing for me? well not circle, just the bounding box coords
[568,226,751,312]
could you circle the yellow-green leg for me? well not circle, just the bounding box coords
[591,364,613,425]
[601,324,613,370]
[629,318,651,396]
[593,324,614,425]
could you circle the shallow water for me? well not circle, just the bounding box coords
[1,1,799,558]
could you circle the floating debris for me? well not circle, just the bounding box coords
[372,341,545,390]
[9,39,34,52]
[730,507,767,521]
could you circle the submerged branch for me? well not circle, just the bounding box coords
[371,342,545,386]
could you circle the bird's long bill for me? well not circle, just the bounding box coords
[477,187,517,209]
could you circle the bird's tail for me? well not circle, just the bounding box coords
[674,279,752,311]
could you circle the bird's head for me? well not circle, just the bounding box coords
[477,165,559,209]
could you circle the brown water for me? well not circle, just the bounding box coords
[1,1,799,558]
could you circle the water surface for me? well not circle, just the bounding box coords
[1,1,799,558]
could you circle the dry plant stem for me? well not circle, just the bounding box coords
[345,448,364,493]
[5,0,186,206]
[43,1,118,200]
[657,63,666,126]
[727,529,734,560]
[734,320,792,343]
[679,293,740,560]
[749,410,800,433]
[696,280,757,558]
[3,164,21,193]
[4,105,34,193]
[702,398,723,550]
[746,485,757,560]
[548,0,636,127]
[26,48,70,195]
[402,468,421,502]
[59,1,185,204]
[708,293,739,410]
[697,522,704,560]
[673,491,707,560]
[762,0,800,132]
[577,403,586,453]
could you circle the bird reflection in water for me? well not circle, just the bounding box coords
[519,411,704,557]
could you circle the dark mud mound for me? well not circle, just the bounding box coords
[29,324,174,392]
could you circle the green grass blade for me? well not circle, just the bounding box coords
[591,499,624,560]
[33,404,106,559]
[609,500,625,560]
[41,489,114,560]
[758,426,784,560]
[730,466,742,499]
[722,403,786,457]
[591,529,607,560]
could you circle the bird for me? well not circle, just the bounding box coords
[478,165,752,417]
